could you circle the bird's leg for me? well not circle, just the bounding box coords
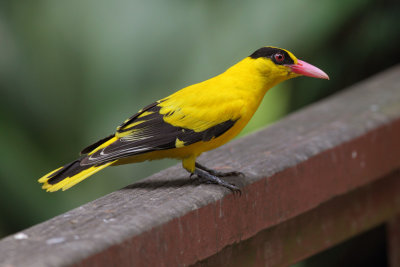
[194,168,241,194]
[195,162,244,177]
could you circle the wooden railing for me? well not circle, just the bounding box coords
[1,65,399,267]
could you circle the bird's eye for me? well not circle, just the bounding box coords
[274,53,285,63]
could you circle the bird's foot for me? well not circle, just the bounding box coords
[209,170,244,177]
[193,168,241,195]
[195,162,244,177]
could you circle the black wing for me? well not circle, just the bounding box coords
[80,103,237,165]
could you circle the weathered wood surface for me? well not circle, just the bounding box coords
[1,65,400,267]
[197,171,400,266]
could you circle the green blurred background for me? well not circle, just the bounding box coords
[0,0,399,240]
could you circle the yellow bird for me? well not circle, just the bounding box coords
[39,46,328,193]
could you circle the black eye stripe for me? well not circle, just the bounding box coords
[250,47,295,65]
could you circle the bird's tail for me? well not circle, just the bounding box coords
[38,157,116,192]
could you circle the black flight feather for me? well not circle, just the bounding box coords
[80,104,237,165]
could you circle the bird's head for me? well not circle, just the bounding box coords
[247,46,329,84]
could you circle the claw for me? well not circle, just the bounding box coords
[232,187,242,196]
[227,184,242,196]
[194,168,241,195]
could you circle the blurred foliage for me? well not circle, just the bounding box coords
[0,0,398,238]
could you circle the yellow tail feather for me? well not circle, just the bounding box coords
[38,161,116,192]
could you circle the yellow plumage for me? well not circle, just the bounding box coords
[38,46,328,192]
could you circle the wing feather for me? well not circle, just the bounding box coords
[80,102,238,165]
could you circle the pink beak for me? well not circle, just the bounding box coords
[289,59,329,80]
